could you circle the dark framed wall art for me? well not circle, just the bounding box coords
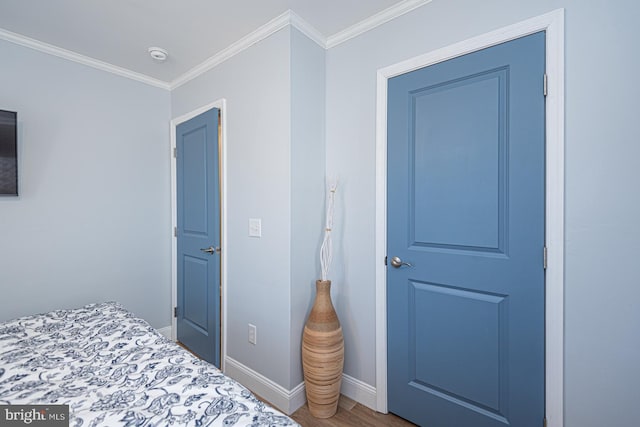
[0,109,18,196]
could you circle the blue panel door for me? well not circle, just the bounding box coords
[387,33,546,426]
[177,108,221,367]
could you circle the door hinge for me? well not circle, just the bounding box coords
[543,73,548,97]
[174,226,177,237]
[173,307,178,318]
[173,147,177,158]
[543,416,547,427]
[543,246,548,270]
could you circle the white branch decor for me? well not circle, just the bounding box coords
[320,180,338,281]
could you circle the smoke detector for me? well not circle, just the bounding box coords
[148,47,168,62]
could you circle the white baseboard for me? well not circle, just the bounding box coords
[341,374,377,411]
[287,382,307,415]
[224,356,378,415]
[156,326,172,340]
[224,357,306,415]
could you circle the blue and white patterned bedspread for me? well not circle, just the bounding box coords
[0,302,298,426]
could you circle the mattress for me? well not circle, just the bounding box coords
[0,302,298,426]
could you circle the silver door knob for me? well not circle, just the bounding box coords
[200,246,220,255]
[390,256,412,268]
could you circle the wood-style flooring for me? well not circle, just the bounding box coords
[290,396,416,427]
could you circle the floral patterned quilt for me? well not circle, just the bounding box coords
[0,302,298,426]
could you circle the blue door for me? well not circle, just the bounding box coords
[176,108,221,367]
[387,33,545,426]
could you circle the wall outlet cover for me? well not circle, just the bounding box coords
[248,323,257,345]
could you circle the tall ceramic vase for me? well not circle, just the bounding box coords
[302,280,344,418]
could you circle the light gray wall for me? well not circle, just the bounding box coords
[171,28,295,388]
[325,0,640,426]
[289,27,326,389]
[0,39,172,327]
[171,27,327,392]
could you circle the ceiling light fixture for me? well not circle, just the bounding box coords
[148,47,168,62]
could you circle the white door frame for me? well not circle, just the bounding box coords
[375,9,564,427]
[170,99,228,372]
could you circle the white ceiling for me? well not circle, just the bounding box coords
[0,0,424,86]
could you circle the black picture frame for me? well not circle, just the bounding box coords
[0,109,18,196]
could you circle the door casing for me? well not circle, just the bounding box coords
[171,98,228,372]
[375,9,565,427]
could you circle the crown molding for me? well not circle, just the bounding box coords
[170,2,436,88]
[326,0,432,49]
[289,10,327,48]
[170,10,327,90]
[1,2,433,91]
[170,11,294,90]
[0,28,170,90]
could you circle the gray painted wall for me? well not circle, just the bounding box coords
[171,27,327,392]
[0,39,172,327]
[172,28,296,388]
[290,27,326,389]
[325,0,640,426]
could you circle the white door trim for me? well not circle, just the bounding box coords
[374,9,564,426]
[170,99,228,372]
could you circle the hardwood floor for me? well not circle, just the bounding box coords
[290,396,416,427]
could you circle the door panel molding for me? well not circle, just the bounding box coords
[375,9,564,427]
[171,99,227,371]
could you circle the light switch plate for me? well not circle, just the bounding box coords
[249,218,261,237]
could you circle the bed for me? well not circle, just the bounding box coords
[0,302,299,426]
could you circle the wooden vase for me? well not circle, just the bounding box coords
[302,280,344,418]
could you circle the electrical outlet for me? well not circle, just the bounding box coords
[248,324,257,345]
